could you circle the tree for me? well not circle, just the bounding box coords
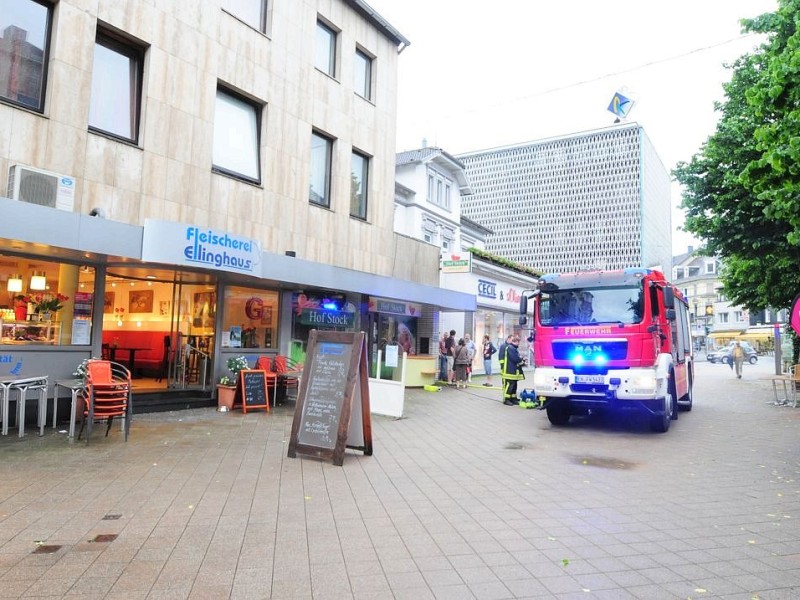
[673,0,800,312]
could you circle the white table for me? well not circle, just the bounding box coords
[0,375,49,437]
[54,378,86,438]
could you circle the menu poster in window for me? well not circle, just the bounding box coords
[229,326,242,348]
[73,292,93,318]
[288,330,372,466]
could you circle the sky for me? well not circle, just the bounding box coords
[367,0,778,255]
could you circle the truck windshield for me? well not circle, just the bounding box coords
[539,285,644,326]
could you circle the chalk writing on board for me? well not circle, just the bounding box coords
[241,370,268,410]
[297,342,352,448]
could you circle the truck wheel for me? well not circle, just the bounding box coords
[679,380,693,412]
[650,394,672,433]
[546,401,571,426]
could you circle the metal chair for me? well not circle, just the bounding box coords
[77,360,132,443]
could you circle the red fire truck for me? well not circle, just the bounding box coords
[519,268,694,432]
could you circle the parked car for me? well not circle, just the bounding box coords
[707,341,758,364]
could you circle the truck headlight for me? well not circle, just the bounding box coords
[627,374,657,395]
[533,371,554,389]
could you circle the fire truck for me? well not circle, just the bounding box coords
[519,268,694,433]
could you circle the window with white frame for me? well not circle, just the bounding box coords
[427,169,452,210]
[89,29,145,143]
[705,261,715,274]
[0,0,53,112]
[422,220,438,245]
[212,87,261,183]
[354,48,372,100]
[314,20,337,77]
[734,310,746,322]
[718,312,729,324]
[350,150,369,220]
[222,0,268,32]
[310,131,333,207]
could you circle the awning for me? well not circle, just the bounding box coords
[738,331,774,341]
[707,331,743,339]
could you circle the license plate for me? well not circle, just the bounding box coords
[575,375,604,384]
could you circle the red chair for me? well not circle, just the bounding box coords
[77,360,132,443]
[274,355,302,401]
[255,356,277,408]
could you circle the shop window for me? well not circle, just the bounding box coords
[0,0,52,112]
[221,286,279,349]
[1,261,95,346]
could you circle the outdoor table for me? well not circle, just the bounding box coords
[0,375,49,437]
[54,378,86,438]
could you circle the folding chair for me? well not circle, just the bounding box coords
[255,356,278,407]
[274,355,302,401]
[78,360,132,443]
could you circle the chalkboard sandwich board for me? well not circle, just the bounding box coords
[240,369,271,413]
[287,330,372,466]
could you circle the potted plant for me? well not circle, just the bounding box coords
[216,356,249,411]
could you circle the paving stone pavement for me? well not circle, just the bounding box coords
[1,359,799,599]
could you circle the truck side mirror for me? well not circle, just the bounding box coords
[666,308,676,321]
[520,296,528,316]
[663,286,675,309]
[519,315,528,326]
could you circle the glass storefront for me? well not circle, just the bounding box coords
[221,286,280,350]
[473,307,531,373]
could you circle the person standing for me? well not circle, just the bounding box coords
[445,329,456,384]
[500,335,524,405]
[732,341,746,379]
[482,334,497,387]
[453,338,470,389]
[438,333,449,383]
[464,333,476,383]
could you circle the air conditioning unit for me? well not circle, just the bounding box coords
[7,165,75,211]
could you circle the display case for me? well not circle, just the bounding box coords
[0,320,61,345]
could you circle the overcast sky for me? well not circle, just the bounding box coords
[367,0,777,254]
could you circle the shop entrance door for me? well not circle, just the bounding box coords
[101,267,216,392]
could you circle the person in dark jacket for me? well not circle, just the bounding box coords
[500,335,525,405]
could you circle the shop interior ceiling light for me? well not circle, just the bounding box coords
[30,271,47,290]
[7,273,23,293]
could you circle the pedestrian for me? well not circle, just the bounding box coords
[453,338,470,389]
[438,333,449,382]
[500,335,524,405]
[464,333,476,383]
[445,329,456,384]
[732,340,746,379]
[482,334,497,386]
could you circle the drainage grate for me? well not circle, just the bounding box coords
[91,534,118,543]
[574,455,637,470]
[102,514,122,520]
[33,545,62,554]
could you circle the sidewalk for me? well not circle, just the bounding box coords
[0,363,799,599]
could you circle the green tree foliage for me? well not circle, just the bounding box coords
[673,0,800,312]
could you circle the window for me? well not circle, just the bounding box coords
[0,0,52,112]
[734,310,746,322]
[705,261,715,274]
[310,131,332,207]
[350,150,369,220]
[212,87,261,183]
[354,48,372,100]
[718,312,729,324]
[89,30,145,142]
[426,168,453,210]
[314,20,336,77]
[222,0,268,32]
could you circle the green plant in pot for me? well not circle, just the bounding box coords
[217,356,249,411]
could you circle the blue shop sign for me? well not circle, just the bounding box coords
[477,279,497,299]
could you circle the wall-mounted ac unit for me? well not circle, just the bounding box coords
[7,165,75,211]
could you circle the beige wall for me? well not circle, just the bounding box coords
[0,1,430,280]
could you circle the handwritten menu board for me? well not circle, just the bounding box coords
[240,370,270,413]
[297,342,352,448]
[288,330,372,466]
